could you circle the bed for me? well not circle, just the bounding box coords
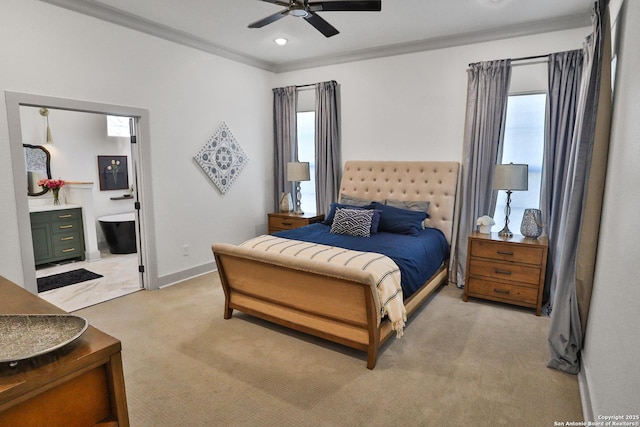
[212,161,460,368]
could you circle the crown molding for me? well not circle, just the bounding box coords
[40,0,590,74]
[274,13,591,72]
[39,0,277,71]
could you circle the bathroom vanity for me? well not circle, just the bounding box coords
[29,205,86,266]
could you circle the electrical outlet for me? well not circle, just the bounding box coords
[182,244,189,256]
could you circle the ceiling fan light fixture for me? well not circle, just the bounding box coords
[274,37,288,45]
[289,7,308,17]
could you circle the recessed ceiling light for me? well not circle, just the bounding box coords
[274,38,288,46]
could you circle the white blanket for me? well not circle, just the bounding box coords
[240,235,408,336]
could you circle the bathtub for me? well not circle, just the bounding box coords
[98,212,137,254]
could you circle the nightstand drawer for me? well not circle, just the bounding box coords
[470,239,543,265]
[467,278,539,305]
[268,215,309,230]
[468,258,541,286]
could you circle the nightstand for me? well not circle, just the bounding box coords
[463,232,548,315]
[267,212,325,234]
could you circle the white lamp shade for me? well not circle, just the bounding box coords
[493,163,528,191]
[287,162,310,182]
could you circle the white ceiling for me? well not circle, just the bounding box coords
[41,0,594,72]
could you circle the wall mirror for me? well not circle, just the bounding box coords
[23,144,51,196]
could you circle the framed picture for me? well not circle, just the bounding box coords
[98,155,129,191]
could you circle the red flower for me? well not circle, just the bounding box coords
[38,179,65,189]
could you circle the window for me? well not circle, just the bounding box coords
[107,115,131,137]
[493,93,546,232]
[297,111,316,214]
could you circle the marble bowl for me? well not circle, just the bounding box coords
[0,314,88,365]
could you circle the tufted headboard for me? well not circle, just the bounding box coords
[338,161,460,245]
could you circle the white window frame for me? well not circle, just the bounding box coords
[493,92,546,233]
[296,111,316,214]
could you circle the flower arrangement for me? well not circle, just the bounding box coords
[476,215,495,234]
[38,178,65,190]
[107,159,120,184]
[38,178,65,205]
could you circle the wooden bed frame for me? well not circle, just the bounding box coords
[212,161,460,369]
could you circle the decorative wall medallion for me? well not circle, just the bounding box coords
[194,122,248,194]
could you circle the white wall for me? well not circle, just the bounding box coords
[0,0,273,288]
[274,28,589,165]
[580,0,640,418]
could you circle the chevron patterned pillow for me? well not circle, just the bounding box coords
[330,207,375,237]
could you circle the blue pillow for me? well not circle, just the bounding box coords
[369,209,381,234]
[371,201,427,236]
[324,202,380,234]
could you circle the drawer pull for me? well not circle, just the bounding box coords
[59,225,73,229]
[60,236,74,241]
[58,214,72,219]
[493,289,511,295]
[497,250,514,256]
[281,222,292,226]
[494,269,512,275]
[61,248,76,253]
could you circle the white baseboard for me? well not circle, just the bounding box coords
[156,261,217,289]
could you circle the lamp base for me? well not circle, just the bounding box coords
[498,224,513,238]
[498,190,514,238]
[293,183,303,215]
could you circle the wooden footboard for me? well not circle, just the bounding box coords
[212,242,447,369]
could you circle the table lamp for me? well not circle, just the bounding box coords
[493,163,528,238]
[287,162,310,215]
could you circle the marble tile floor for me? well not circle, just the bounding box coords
[36,250,142,312]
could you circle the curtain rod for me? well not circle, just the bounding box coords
[511,53,549,62]
[468,53,548,67]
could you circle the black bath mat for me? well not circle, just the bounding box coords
[37,269,103,293]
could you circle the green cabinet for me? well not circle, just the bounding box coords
[30,207,85,266]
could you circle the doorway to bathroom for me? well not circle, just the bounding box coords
[7,92,158,310]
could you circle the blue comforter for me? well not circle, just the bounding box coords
[274,223,449,298]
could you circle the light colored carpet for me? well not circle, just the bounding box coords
[77,273,582,426]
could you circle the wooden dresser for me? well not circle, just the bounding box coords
[267,212,324,234]
[0,276,129,426]
[463,232,548,315]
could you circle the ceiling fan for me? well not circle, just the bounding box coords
[248,0,382,38]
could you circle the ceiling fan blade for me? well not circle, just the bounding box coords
[308,1,381,12]
[248,9,289,28]
[259,0,290,5]
[304,11,339,37]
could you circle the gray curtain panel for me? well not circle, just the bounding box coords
[541,49,584,308]
[273,86,298,211]
[314,80,341,215]
[547,0,611,374]
[453,60,511,287]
